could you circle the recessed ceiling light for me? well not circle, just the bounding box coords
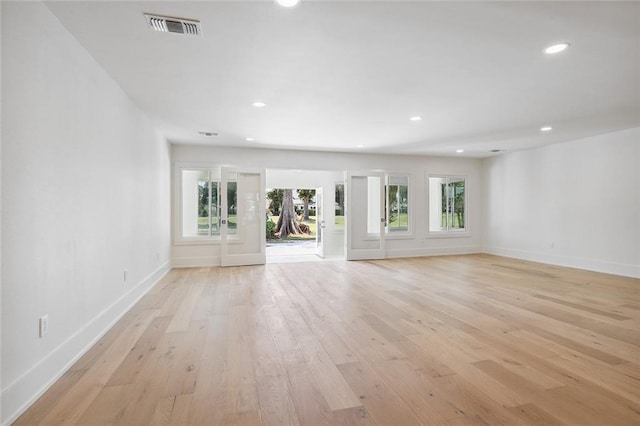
[540,126,553,132]
[356,144,364,148]
[246,137,255,142]
[252,101,266,107]
[410,116,423,121]
[544,42,570,55]
[275,0,300,7]
[456,149,464,153]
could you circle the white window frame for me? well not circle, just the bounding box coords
[427,174,469,238]
[174,163,222,245]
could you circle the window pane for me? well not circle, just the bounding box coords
[429,176,465,232]
[226,173,238,236]
[429,176,447,232]
[387,175,409,232]
[210,180,220,235]
[182,170,210,237]
[335,183,345,229]
[366,176,381,235]
[450,177,465,230]
[399,184,408,228]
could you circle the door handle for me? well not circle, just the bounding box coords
[221,219,227,225]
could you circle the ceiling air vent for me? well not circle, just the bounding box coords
[144,14,202,37]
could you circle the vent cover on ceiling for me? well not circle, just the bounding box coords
[144,13,202,37]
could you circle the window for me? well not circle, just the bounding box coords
[386,175,409,232]
[335,183,345,229]
[180,168,221,239]
[225,172,237,236]
[429,176,466,233]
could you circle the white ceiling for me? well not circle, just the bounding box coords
[45,0,639,158]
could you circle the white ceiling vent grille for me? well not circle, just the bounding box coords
[144,14,202,37]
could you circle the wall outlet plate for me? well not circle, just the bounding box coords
[39,315,49,338]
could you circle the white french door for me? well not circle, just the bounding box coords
[346,171,385,260]
[220,168,266,267]
[315,187,325,258]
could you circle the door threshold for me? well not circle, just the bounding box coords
[267,254,323,264]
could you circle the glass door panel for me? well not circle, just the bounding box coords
[221,168,265,266]
[316,187,324,258]
[346,171,385,260]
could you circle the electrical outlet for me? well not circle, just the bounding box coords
[124,269,128,282]
[39,315,49,338]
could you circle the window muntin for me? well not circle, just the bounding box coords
[386,175,409,232]
[429,176,466,232]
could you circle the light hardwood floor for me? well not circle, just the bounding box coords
[14,254,640,425]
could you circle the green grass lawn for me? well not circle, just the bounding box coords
[388,212,409,229]
[197,215,236,235]
[441,213,464,229]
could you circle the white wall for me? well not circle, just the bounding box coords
[1,2,172,424]
[172,144,483,266]
[483,127,640,278]
[0,3,3,423]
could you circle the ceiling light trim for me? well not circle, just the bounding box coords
[275,0,301,8]
[544,42,570,55]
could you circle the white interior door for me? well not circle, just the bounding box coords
[220,168,266,267]
[346,171,385,260]
[315,187,324,258]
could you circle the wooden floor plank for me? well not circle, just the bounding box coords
[11,369,86,426]
[337,361,423,425]
[294,332,362,411]
[37,309,160,424]
[14,254,640,425]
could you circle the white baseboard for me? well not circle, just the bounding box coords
[385,245,482,259]
[171,256,220,268]
[1,261,172,426]
[172,246,484,267]
[484,246,640,279]
[172,248,482,266]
